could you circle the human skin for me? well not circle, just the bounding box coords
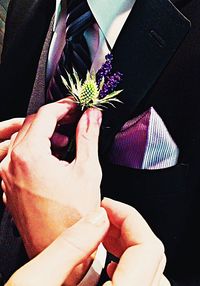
[5,198,170,286]
[0,98,102,285]
[0,118,24,161]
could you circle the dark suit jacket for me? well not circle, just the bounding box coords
[1,0,200,285]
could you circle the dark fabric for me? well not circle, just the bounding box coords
[0,211,28,285]
[1,0,200,285]
[99,0,191,156]
[0,0,55,120]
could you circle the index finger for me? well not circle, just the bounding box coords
[0,118,24,141]
[101,198,156,244]
[24,98,77,145]
[101,198,166,286]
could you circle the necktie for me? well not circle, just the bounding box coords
[46,0,95,102]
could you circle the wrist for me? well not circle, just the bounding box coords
[62,255,95,286]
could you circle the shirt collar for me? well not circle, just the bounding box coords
[88,0,136,48]
[54,0,136,48]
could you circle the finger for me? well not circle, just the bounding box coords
[51,132,69,148]
[9,114,35,151]
[25,98,77,145]
[102,197,156,244]
[75,108,102,165]
[103,275,171,286]
[8,207,109,286]
[0,140,10,161]
[159,275,171,286]
[0,133,18,183]
[0,118,24,141]
[102,198,165,286]
[107,261,118,279]
[152,255,167,286]
[111,243,164,286]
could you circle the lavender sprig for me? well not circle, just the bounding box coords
[96,54,114,86]
[99,71,123,99]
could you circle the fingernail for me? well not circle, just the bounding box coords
[86,207,107,226]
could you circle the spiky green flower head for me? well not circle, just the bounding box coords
[79,72,99,106]
[61,54,123,110]
[61,70,101,110]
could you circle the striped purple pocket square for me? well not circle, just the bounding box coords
[109,107,179,169]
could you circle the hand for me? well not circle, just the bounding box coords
[102,198,170,286]
[0,118,24,162]
[5,199,170,286]
[0,98,102,260]
[5,208,110,286]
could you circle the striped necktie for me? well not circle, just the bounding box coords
[46,0,95,102]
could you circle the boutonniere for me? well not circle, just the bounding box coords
[61,54,123,110]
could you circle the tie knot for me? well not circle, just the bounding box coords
[66,0,94,38]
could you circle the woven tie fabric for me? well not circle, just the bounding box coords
[46,0,95,102]
[0,0,10,61]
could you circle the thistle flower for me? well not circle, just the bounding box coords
[61,54,123,110]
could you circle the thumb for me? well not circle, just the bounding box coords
[75,108,102,165]
[6,208,109,286]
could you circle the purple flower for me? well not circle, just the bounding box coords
[96,53,123,99]
[96,53,114,86]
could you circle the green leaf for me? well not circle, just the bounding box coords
[99,77,105,91]
[61,76,70,90]
[103,89,123,100]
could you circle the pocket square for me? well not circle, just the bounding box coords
[109,107,179,169]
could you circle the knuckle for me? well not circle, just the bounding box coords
[10,145,29,166]
[10,132,17,142]
[156,238,165,254]
[38,105,47,113]
[38,105,49,117]
[150,238,166,261]
[10,146,22,162]
[0,155,8,173]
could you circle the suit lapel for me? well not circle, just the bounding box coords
[2,0,55,59]
[0,0,55,120]
[99,0,191,157]
[27,16,54,115]
[172,0,192,7]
